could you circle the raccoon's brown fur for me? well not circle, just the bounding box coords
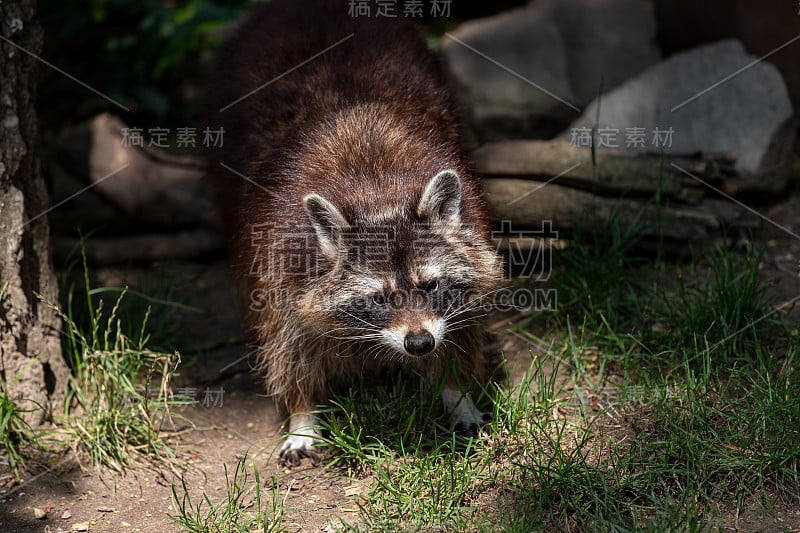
[206,0,502,465]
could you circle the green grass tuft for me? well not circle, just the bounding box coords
[0,382,39,479]
[169,454,285,533]
[52,245,184,475]
[317,372,468,476]
[655,247,784,366]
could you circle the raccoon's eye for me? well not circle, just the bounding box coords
[423,279,440,293]
[372,293,388,306]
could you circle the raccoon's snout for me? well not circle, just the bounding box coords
[404,330,435,355]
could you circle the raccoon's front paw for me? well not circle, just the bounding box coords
[279,413,322,467]
[278,433,321,467]
[452,409,493,437]
[441,387,492,437]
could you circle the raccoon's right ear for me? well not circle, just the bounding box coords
[418,169,462,225]
[303,193,349,262]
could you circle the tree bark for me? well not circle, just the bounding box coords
[0,0,69,425]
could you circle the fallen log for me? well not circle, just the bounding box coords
[52,230,222,265]
[477,139,764,244]
[45,115,774,264]
[482,178,759,241]
[473,138,736,203]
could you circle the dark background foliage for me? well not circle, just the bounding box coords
[36,0,526,131]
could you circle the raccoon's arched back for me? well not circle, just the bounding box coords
[204,1,488,248]
[206,0,461,167]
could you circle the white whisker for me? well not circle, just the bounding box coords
[442,286,504,321]
[337,307,381,330]
[441,337,468,356]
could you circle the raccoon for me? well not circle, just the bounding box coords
[206,0,503,466]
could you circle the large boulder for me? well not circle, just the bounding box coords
[441,0,660,140]
[563,40,795,186]
[654,0,800,113]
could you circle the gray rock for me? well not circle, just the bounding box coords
[547,0,660,104]
[564,40,795,179]
[440,0,660,139]
[442,5,574,123]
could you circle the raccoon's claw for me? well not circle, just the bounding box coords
[453,420,478,436]
[442,387,492,437]
[278,434,321,467]
[279,413,323,467]
[454,410,493,437]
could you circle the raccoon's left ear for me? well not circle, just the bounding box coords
[417,169,462,224]
[303,193,349,262]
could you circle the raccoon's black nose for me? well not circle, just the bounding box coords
[404,330,435,355]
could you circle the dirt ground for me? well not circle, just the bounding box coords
[1,188,799,532]
[0,254,547,533]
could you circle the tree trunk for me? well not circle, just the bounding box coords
[0,0,69,425]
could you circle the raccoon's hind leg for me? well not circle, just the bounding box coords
[279,409,322,466]
[441,386,492,437]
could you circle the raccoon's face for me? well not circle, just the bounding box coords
[298,169,498,358]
